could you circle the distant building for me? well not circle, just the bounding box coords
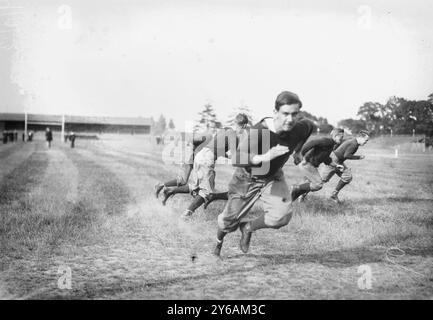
[0,113,153,134]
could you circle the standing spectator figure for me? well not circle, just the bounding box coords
[45,127,53,148]
[69,131,76,148]
[13,130,18,142]
[22,132,25,142]
[28,131,34,142]
[2,130,7,144]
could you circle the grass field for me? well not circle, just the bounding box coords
[0,133,432,299]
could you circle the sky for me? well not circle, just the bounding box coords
[0,0,432,128]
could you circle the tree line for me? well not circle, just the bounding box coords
[152,92,433,137]
[153,116,175,135]
[154,104,335,135]
[191,103,333,134]
[339,94,433,136]
[152,103,256,135]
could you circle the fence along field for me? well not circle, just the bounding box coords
[0,133,432,299]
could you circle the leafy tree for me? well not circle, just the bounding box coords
[300,111,332,133]
[168,118,175,130]
[343,94,433,136]
[300,110,317,121]
[154,114,167,135]
[411,100,433,136]
[392,99,425,134]
[195,103,221,132]
[356,101,385,134]
[338,118,367,134]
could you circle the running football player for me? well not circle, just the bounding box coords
[213,91,315,256]
[290,127,344,202]
[319,130,370,203]
[161,114,249,218]
[154,133,212,198]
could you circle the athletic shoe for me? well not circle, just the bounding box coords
[180,209,193,220]
[298,192,307,203]
[330,192,341,204]
[239,222,253,253]
[154,183,164,199]
[161,187,174,206]
[213,240,223,257]
[290,185,303,202]
[203,194,215,209]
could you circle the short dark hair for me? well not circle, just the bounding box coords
[330,127,344,137]
[234,113,249,126]
[358,130,370,137]
[275,91,302,110]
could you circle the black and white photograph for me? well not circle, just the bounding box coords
[0,0,432,303]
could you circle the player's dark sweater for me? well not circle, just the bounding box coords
[333,138,362,162]
[301,136,337,167]
[192,129,240,161]
[185,132,213,164]
[233,117,315,179]
[207,129,240,160]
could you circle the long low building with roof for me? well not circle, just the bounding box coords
[0,113,153,134]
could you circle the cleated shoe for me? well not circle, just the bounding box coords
[290,185,303,202]
[154,183,164,199]
[213,240,223,257]
[203,194,215,210]
[298,192,308,203]
[330,192,341,204]
[239,222,253,253]
[180,209,193,220]
[161,187,174,206]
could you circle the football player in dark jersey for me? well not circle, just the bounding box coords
[213,91,315,256]
[161,114,249,218]
[290,127,344,202]
[319,130,370,203]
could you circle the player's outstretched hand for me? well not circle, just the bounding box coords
[269,144,289,160]
[293,152,302,165]
[359,155,365,159]
[251,144,289,165]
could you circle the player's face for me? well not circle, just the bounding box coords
[334,133,344,144]
[234,123,247,135]
[274,104,301,132]
[359,136,369,146]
